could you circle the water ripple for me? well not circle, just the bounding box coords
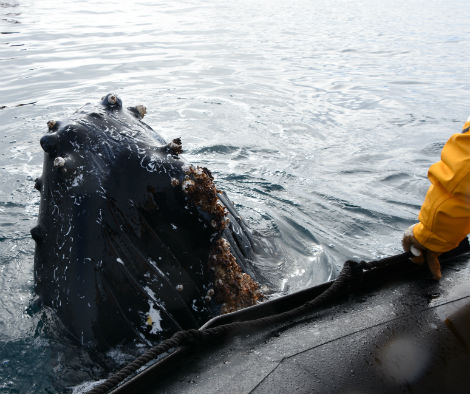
[0,0,469,391]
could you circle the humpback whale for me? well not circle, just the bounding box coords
[32,93,262,350]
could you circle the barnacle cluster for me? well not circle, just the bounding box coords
[182,165,227,232]
[208,238,262,313]
[181,154,263,313]
[167,138,183,155]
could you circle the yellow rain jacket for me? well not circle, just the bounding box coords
[413,120,470,253]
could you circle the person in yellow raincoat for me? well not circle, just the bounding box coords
[402,119,470,279]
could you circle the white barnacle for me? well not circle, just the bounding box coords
[171,178,180,187]
[135,104,147,118]
[108,94,117,105]
[207,288,215,297]
[47,120,56,130]
[176,284,184,292]
[169,141,180,150]
[182,179,195,193]
[53,157,65,168]
[204,295,212,302]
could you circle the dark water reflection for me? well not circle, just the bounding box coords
[0,0,468,392]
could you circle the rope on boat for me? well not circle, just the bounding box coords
[86,251,413,394]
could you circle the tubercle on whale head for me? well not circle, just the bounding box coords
[127,105,147,119]
[30,225,44,243]
[34,177,42,191]
[168,138,183,155]
[40,133,59,155]
[47,120,60,132]
[101,92,122,109]
[53,156,66,168]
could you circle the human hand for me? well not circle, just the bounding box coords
[402,225,442,280]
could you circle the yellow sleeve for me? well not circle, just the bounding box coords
[413,122,470,253]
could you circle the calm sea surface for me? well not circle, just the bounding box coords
[0,0,468,392]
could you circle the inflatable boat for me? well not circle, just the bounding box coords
[99,239,469,394]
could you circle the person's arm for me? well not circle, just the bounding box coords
[403,120,470,279]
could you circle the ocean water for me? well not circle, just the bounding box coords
[0,0,468,392]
